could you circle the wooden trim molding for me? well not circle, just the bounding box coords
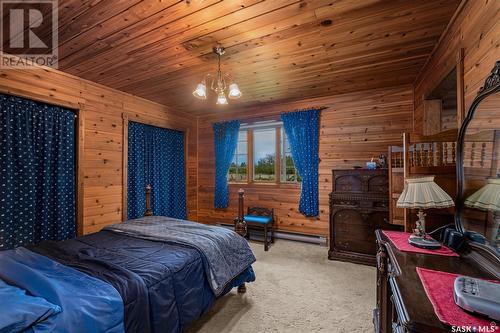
[183,129,190,215]
[122,113,129,222]
[0,85,84,110]
[125,111,186,132]
[247,129,254,185]
[456,48,465,127]
[76,104,85,236]
[402,132,410,232]
[121,114,191,221]
[275,127,281,183]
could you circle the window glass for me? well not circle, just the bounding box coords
[228,130,248,182]
[281,129,301,182]
[253,128,276,182]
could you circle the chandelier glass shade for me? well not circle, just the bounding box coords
[192,45,241,105]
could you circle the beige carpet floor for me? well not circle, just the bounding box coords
[187,239,376,333]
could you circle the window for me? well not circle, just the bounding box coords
[227,122,301,184]
[253,128,276,182]
[228,130,248,182]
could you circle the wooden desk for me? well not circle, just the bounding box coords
[374,230,496,333]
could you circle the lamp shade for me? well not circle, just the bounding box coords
[464,178,500,212]
[193,82,207,99]
[397,176,454,209]
[228,83,242,99]
[216,91,228,105]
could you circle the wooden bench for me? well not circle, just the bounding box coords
[244,207,275,251]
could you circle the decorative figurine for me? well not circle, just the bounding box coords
[378,154,387,169]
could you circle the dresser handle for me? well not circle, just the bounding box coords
[376,246,386,274]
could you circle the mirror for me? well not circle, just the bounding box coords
[457,61,500,254]
[426,67,459,135]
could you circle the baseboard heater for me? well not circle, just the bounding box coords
[217,223,326,246]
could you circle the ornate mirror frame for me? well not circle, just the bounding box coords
[455,61,500,276]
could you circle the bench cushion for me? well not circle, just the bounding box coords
[244,215,272,224]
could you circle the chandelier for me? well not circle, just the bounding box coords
[192,45,241,105]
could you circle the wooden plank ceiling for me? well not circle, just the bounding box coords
[51,0,460,114]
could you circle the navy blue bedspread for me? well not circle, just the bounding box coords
[0,247,125,333]
[104,217,257,296]
[31,231,255,333]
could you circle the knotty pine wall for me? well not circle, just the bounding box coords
[0,58,198,235]
[414,0,500,133]
[197,86,414,237]
[6,0,498,240]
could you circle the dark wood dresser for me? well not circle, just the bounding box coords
[329,169,401,266]
[373,61,500,333]
[374,230,498,333]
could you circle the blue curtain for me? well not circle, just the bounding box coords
[127,121,186,220]
[213,120,240,208]
[281,109,321,217]
[0,93,76,250]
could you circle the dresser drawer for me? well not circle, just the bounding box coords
[332,209,378,254]
[332,169,389,194]
[330,193,389,210]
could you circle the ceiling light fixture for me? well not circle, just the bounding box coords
[192,45,241,105]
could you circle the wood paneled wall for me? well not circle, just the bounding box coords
[197,86,414,237]
[0,60,414,240]
[0,56,198,235]
[414,0,500,133]
[1,0,496,239]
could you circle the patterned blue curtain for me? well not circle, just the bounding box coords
[127,121,148,219]
[127,121,186,220]
[213,120,240,208]
[0,93,76,250]
[281,109,321,217]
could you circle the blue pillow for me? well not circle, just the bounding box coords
[0,279,61,333]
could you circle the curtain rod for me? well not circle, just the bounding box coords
[211,106,329,126]
[285,106,329,113]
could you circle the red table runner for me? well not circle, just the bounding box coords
[417,267,499,332]
[382,230,458,257]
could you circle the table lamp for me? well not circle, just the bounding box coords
[397,176,455,249]
[464,178,499,249]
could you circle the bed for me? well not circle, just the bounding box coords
[0,189,256,333]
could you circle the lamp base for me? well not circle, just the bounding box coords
[408,234,442,250]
